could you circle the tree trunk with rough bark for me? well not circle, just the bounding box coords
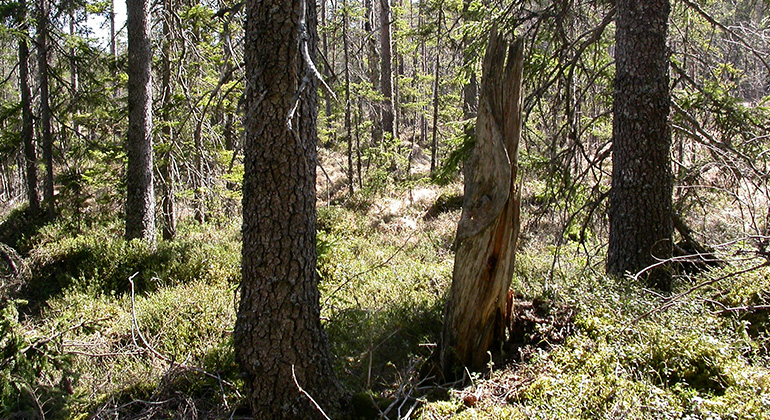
[364,0,382,145]
[234,0,346,417]
[125,0,156,243]
[607,0,673,290]
[159,0,176,240]
[19,0,39,215]
[461,0,478,121]
[343,0,354,195]
[109,0,116,57]
[440,31,524,375]
[37,0,54,217]
[429,8,442,175]
[380,0,394,138]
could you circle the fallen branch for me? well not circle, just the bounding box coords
[625,261,769,331]
[291,364,332,420]
[21,316,110,355]
[714,304,770,315]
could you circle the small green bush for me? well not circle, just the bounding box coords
[22,222,240,303]
[0,300,75,418]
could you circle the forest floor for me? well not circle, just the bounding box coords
[1,152,770,419]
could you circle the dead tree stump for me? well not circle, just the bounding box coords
[440,29,525,374]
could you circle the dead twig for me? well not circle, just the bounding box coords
[713,304,770,315]
[624,262,769,332]
[322,231,417,309]
[291,364,332,420]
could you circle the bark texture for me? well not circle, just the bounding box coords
[37,0,53,217]
[159,0,176,241]
[364,0,382,145]
[461,0,478,120]
[380,0,394,138]
[19,0,39,215]
[235,0,345,418]
[607,0,673,289]
[440,31,523,374]
[125,0,156,243]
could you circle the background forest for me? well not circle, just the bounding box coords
[1,0,770,418]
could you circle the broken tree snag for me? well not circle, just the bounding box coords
[440,29,524,375]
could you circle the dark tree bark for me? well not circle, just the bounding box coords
[343,0,354,195]
[37,0,54,217]
[159,0,176,240]
[109,0,116,57]
[380,0,394,138]
[69,10,80,140]
[125,0,156,243]
[19,0,40,215]
[320,0,334,122]
[607,0,673,290]
[364,0,382,145]
[429,8,442,175]
[234,0,346,418]
[461,0,478,121]
[440,31,524,374]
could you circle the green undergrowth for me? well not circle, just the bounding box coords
[1,216,243,418]
[317,197,455,391]
[3,183,770,419]
[419,243,770,419]
[20,219,241,305]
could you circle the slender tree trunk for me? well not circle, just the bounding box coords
[193,119,206,224]
[441,31,524,374]
[356,99,363,188]
[392,0,401,141]
[364,0,382,145]
[159,0,176,240]
[461,0,478,120]
[70,11,80,140]
[125,0,156,243]
[607,0,673,290]
[38,0,54,218]
[191,22,206,225]
[110,0,116,57]
[343,0,353,195]
[19,0,40,214]
[380,0,394,138]
[321,0,332,121]
[429,9,442,175]
[235,0,346,417]
[420,12,427,149]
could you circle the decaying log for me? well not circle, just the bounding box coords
[440,28,524,374]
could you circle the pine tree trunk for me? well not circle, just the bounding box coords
[429,9,442,175]
[37,0,54,217]
[364,0,382,145]
[461,0,478,121]
[193,120,206,224]
[380,0,394,138]
[109,0,116,57]
[321,0,332,122]
[235,0,346,417]
[440,31,524,374]
[343,0,354,195]
[607,0,673,290]
[19,0,39,215]
[125,0,156,243]
[70,11,81,143]
[159,0,176,240]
